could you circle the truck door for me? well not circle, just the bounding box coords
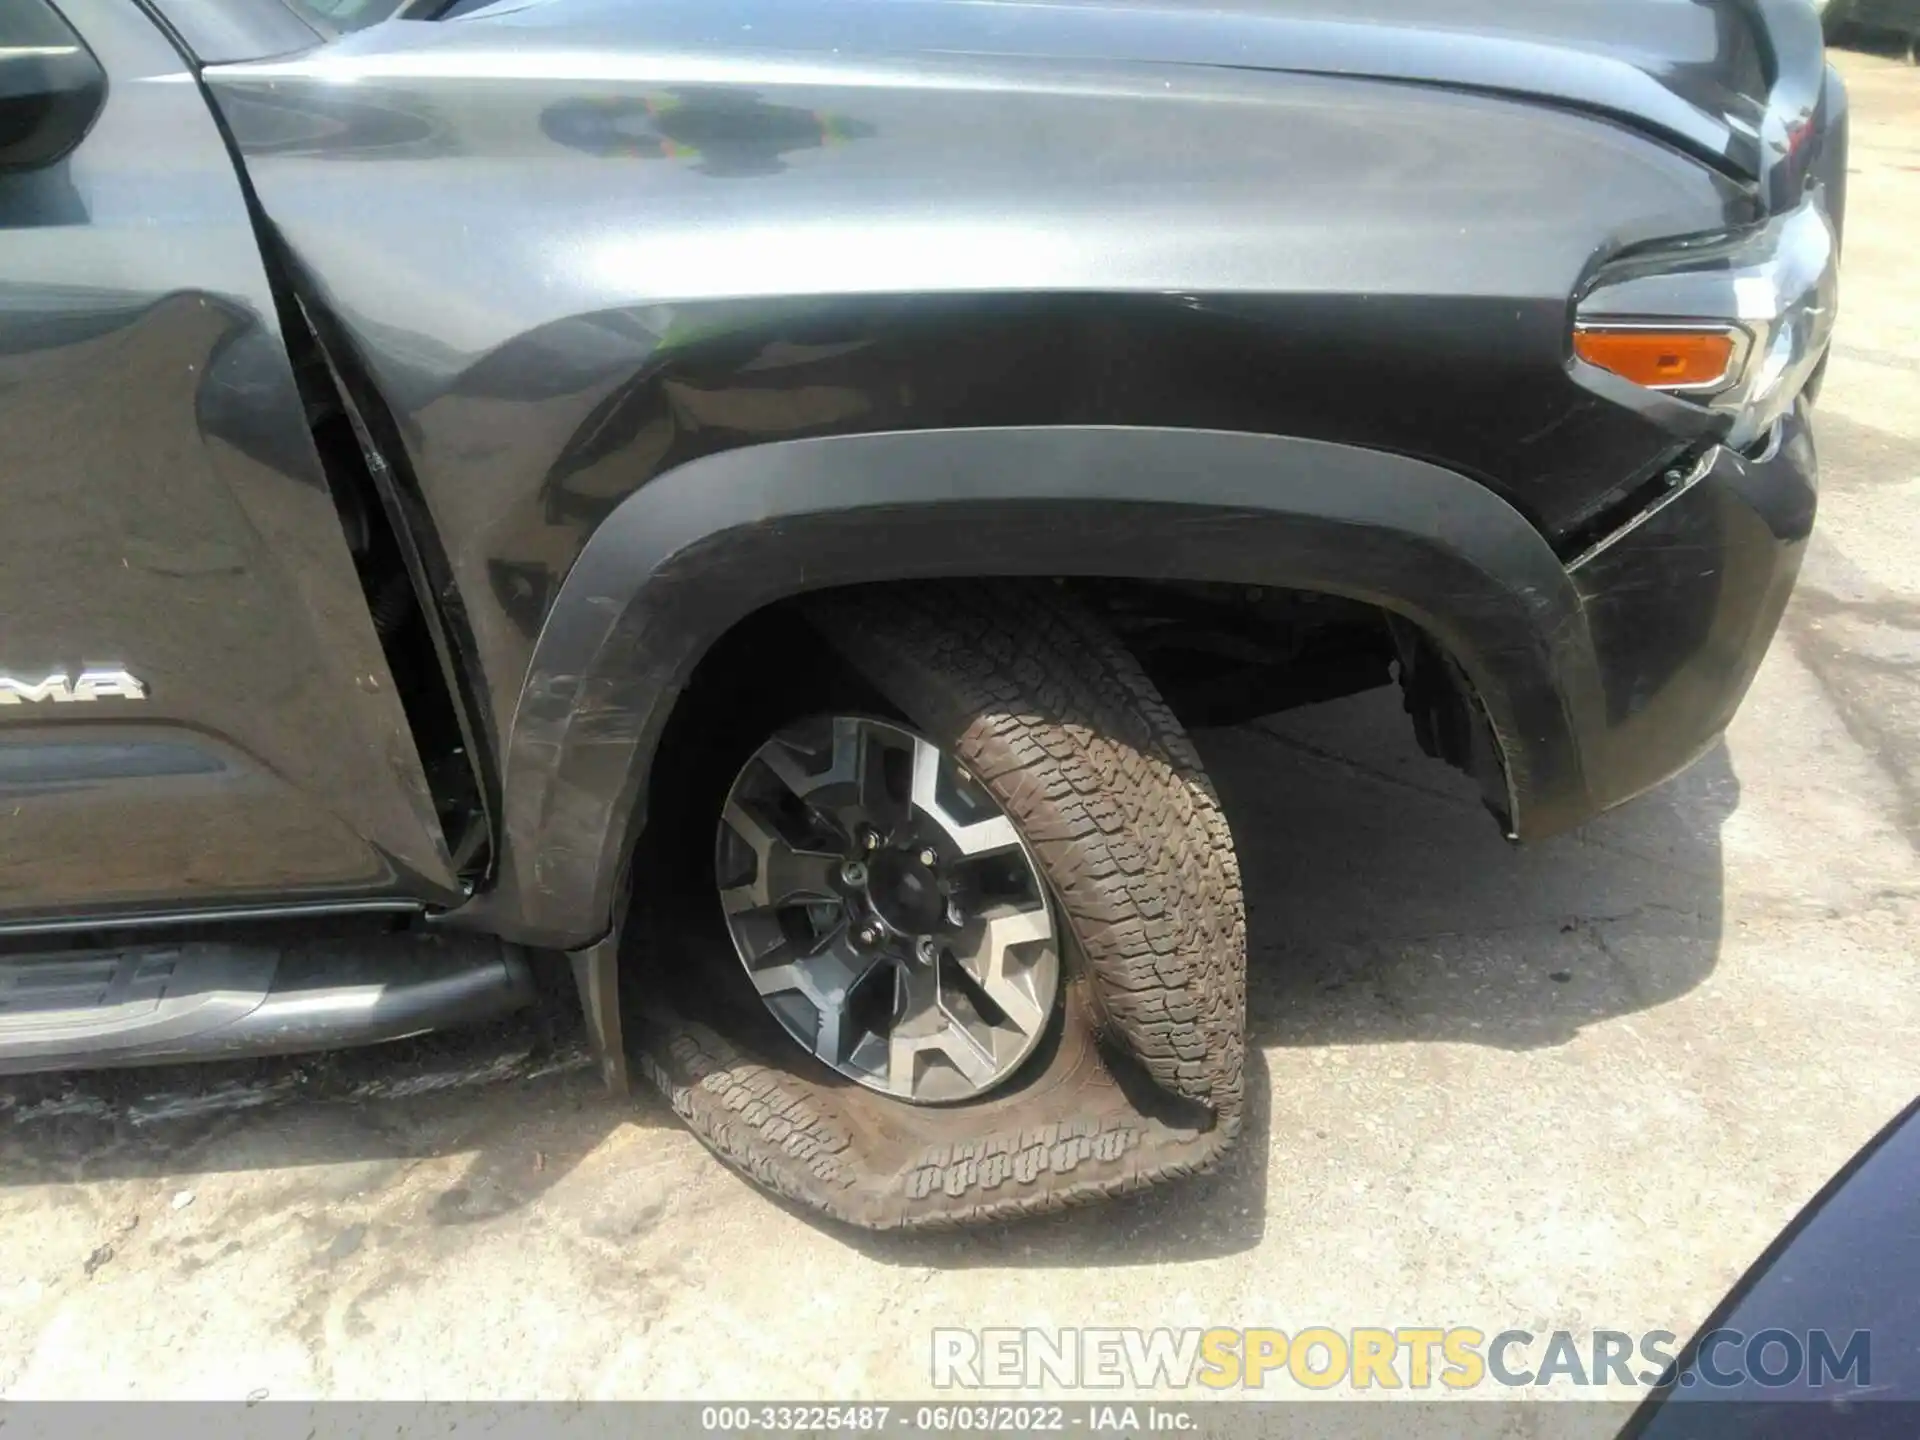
[0,0,458,928]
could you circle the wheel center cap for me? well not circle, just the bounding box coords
[865,849,944,936]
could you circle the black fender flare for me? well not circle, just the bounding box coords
[476,425,1603,952]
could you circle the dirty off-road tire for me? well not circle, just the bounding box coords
[632,581,1247,1229]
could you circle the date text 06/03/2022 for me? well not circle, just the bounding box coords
[698,1404,1196,1432]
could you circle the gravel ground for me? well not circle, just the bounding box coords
[1,45,1916,1420]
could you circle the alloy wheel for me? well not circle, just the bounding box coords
[714,715,1059,1104]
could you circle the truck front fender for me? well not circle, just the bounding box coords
[469,425,1602,952]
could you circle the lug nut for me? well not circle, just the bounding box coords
[859,827,881,852]
[918,847,938,867]
[840,860,868,889]
[856,925,881,948]
[915,937,939,965]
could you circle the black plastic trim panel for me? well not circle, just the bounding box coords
[468,426,1601,949]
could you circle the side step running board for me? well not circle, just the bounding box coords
[0,932,532,1075]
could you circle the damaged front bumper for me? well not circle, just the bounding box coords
[1497,405,1818,838]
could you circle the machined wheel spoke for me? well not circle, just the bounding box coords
[718,801,842,916]
[947,905,1055,1033]
[747,934,885,1068]
[759,716,859,800]
[908,736,1022,857]
[762,716,914,837]
[851,721,915,834]
[888,958,998,1091]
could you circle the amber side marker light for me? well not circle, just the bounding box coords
[1572,326,1739,391]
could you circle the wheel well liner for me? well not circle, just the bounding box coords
[467,425,1603,950]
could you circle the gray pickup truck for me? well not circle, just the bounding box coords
[0,0,1844,1228]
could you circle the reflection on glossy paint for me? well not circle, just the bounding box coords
[541,89,873,176]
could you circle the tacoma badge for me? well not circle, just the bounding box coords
[0,669,148,705]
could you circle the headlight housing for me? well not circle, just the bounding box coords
[1572,194,1839,451]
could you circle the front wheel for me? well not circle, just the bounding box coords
[632,581,1247,1229]
[715,713,1063,1106]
